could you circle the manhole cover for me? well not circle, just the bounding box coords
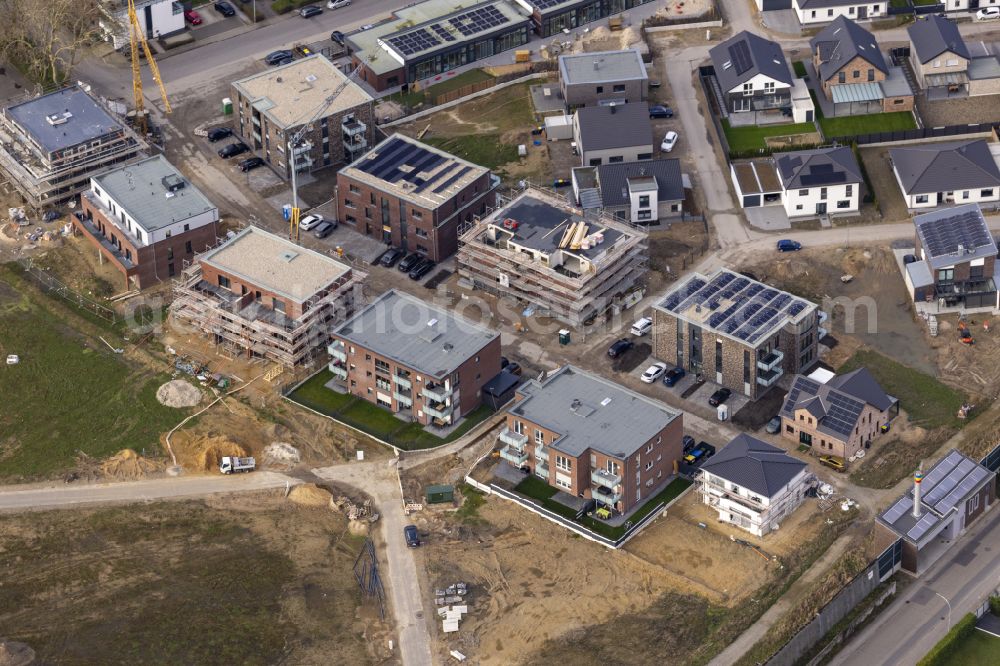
[415,611,424,619]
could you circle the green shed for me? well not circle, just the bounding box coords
[425,484,454,504]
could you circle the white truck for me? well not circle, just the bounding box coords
[219,456,256,474]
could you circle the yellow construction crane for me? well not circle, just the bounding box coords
[127,0,171,136]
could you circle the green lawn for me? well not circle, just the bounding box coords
[387,68,494,107]
[423,135,518,170]
[819,111,917,138]
[940,630,1000,665]
[793,61,808,78]
[0,264,183,478]
[287,369,493,450]
[722,119,817,153]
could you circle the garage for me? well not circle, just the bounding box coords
[759,0,792,9]
[731,160,783,209]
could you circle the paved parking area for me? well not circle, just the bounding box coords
[760,9,802,36]
[916,93,1000,127]
[746,205,792,231]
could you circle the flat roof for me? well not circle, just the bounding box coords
[333,289,499,378]
[92,155,217,234]
[655,268,817,347]
[511,365,682,459]
[734,160,781,195]
[232,56,372,129]
[559,49,647,86]
[199,226,351,303]
[831,82,883,104]
[914,203,998,269]
[339,134,490,210]
[969,56,1000,81]
[881,67,913,98]
[6,86,124,154]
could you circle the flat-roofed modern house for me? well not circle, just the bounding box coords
[336,134,499,261]
[709,31,793,120]
[792,0,886,26]
[776,146,863,217]
[0,85,143,207]
[171,226,366,367]
[99,0,185,49]
[573,102,653,166]
[456,186,648,327]
[571,158,684,224]
[698,434,811,537]
[889,140,1000,210]
[876,449,995,573]
[500,365,684,515]
[231,55,375,179]
[558,49,648,109]
[514,0,658,37]
[74,155,219,290]
[652,268,820,401]
[327,289,501,429]
[902,204,999,311]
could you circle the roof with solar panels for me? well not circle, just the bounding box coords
[913,203,998,270]
[654,268,817,348]
[775,146,863,190]
[779,369,897,442]
[877,449,993,546]
[709,30,793,94]
[338,133,491,210]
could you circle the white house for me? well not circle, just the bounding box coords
[777,147,863,217]
[708,31,793,119]
[792,0,887,26]
[890,140,1000,210]
[99,0,186,50]
[699,434,812,537]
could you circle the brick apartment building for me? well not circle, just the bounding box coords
[74,155,219,290]
[336,134,499,261]
[231,55,375,180]
[652,268,820,401]
[499,365,684,515]
[327,289,501,429]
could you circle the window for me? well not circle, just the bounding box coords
[868,69,875,82]
[534,429,544,445]
[853,70,860,79]
[796,204,803,210]
[596,86,604,94]
[763,81,775,93]
[937,268,954,282]
[185,240,192,254]
[743,82,753,95]
[344,200,356,209]
[349,184,360,194]
[370,193,375,205]
[411,210,423,220]
[849,5,855,13]
[970,265,984,279]
[982,189,994,197]
[513,420,524,434]
[946,59,958,67]
[838,72,846,84]
[183,224,190,232]
[608,156,624,163]
[414,228,429,239]
[933,59,941,68]
[637,152,653,160]
[555,455,571,472]
[786,424,794,434]
[970,494,980,512]
[556,476,572,490]
[613,84,626,93]
[166,247,174,261]
[846,184,853,197]
[375,359,390,374]
[743,350,750,384]
[645,443,653,454]
[811,10,816,16]
[915,194,929,204]
[837,200,850,209]
[799,189,808,196]
[218,275,230,289]
[715,340,722,373]
[644,461,653,471]
[828,8,833,15]
[589,158,602,166]
[820,187,828,200]
[638,195,650,208]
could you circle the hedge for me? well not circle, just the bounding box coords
[916,613,978,666]
[990,596,1000,617]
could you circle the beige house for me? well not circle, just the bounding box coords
[908,15,969,93]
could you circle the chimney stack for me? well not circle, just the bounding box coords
[912,469,925,519]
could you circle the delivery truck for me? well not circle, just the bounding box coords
[219,456,255,474]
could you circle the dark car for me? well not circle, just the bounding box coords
[500,356,510,369]
[903,254,918,265]
[408,259,436,280]
[313,220,337,238]
[776,239,802,252]
[708,387,732,407]
[264,49,293,66]
[207,127,232,142]
[505,362,522,376]
[397,252,423,272]
[213,1,236,17]
[649,105,674,118]
[682,435,696,454]
[238,156,265,172]
[331,30,345,45]
[299,4,323,17]
[379,247,405,267]
[218,142,249,158]
[43,210,62,222]
[403,524,420,547]
[663,366,686,387]
[607,338,634,358]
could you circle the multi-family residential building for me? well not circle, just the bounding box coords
[171,226,365,367]
[99,0,186,49]
[889,140,1000,210]
[571,158,685,224]
[573,103,653,167]
[780,369,898,462]
[652,268,820,401]
[73,155,219,290]
[500,365,684,515]
[0,85,143,207]
[792,0,886,26]
[456,186,648,328]
[776,146,863,217]
[230,55,375,180]
[698,434,811,537]
[902,204,999,311]
[327,289,501,429]
[709,31,793,119]
[558,49,648,109]
[335,134,499,261]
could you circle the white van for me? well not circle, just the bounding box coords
[631,317,652,336]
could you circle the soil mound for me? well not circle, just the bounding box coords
[0,639,34,666]
[156,380,202,408]
[101,449,164,481]
[288,483,333,507]
[264,442,300,465]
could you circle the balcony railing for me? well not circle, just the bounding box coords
[500,445,528,467]
[702,480,766,512]
[499,428,528,449]
[342,118,367,137]
[757,349,783,372]
[591,469,621,489]
[421,383,450,403]
[592,485,621,507]
[329,362,347,379]
[393,374,412,390]
[328,341,346,362]
[535,461,549,479]
[394,392,413,408]
[757,366,783,388]
[535,445,549,463]
[424,401,454,420]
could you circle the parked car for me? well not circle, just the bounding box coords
[776,239,802,252]
[661,131,679,152]
[409,259,436,280]
[293,44,314,58]
[331,30,345,45]
[649,105,673,118]
[238,156,265,172]
[500,356,510,369]
[977,7,1000,20]
[641,362,668,384]
[708,387,732,407]
[397,252,423,272]
[213,1,236,17]
[299,4,323,17]
[765,416,782,434]
[819,455,846,473]
[903,254,918,265]
[682,435,696,454]
[313,221,337,238]
[662,366,686,387]
[298,213,324,231]
[403,524,421,547]
[379,247,405,267]
[42,209,62,222]
[684,442,715,465]
[505,361,522,376]
[648,79,661,89]
[207,127,232,142]
[327,0,351,7]
[607,338,634,358]
[184,9,202,24]
[218,142,249,158]
[264,49,293,66]
[631,316,652,336]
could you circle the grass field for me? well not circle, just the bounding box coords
[0,264,182,479]
[423,135,519,170]
[820,112,917,138]
[722,120,818,152]
[388,68,495,107]
[940,629,1000,665]
[793,61,807,78]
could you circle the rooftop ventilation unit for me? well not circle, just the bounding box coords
[161,174,186,192]
[279,250,299,262]
[45,111,73,126]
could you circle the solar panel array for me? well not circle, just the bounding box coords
[531,0,574,9]
[386,3,517,57]
[821,392,865,438]
[355,137,478,196]
[882,496,913,525]
[917,207,994,259]
[387,28,442,57]
[451,5,508,36]
[729,40,754,76]
[906,512,939,542]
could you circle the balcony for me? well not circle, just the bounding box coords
[500,445,528,467]
[394,392,413,408]
[499,428,528,449]
[328,341,346,362]
[424,400,454,420]
[345,138,368,155]
[329,361,347,380]
[72,213,136,270]
[757,366,783,388]
[393,374,412,390]
[535,445,549,463]
[703,479,766,511]
[592,485,621,507]
[757,349,783,372]
[342,118,367,137]
[591,469,621,489]
[421,383,451,403]
[535,461,549,479]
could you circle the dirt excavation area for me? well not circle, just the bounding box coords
[0,494,390,665]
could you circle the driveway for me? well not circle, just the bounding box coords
[745,205,792,231]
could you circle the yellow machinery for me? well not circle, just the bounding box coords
[127,0,171,135]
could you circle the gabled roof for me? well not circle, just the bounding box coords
[776,146,863,190]
[700,434,807,499]
[913,203,999,270]
[907,15,970,64]
[779,371,897,441]
[889,140,1000,195]
[826,367,896,412]
[593,159,684,207]
[709,31,792,94]
[810,16,887,83]
[574,103,652,152]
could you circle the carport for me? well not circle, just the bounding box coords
[730,160,783,208]
[924,72,969,100]
[832,82,883,117]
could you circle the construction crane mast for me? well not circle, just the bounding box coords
[287,64,361,242]
[127,0,171,136]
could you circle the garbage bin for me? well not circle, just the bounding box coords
[558,329,571,345]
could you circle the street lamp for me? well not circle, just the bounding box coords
[935,591,952,629]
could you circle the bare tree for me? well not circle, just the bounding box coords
[0,0,102,86]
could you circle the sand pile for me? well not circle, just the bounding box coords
[264,442,300,466]
[0,639,34,666]
[197,437,251,473]
[288,483,333,507]
[101,449,164,481]
[156,380,202,408]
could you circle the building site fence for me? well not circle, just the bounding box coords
[16,258,118,323]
